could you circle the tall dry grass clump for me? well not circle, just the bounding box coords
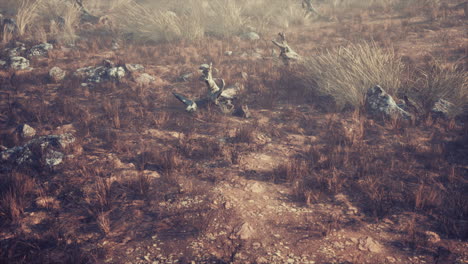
[37,0,81,44]
[414,60,468,117]
[298,42,403,111]
[206,0,247,37]
[15,0,44,36]
[109,0,205,42]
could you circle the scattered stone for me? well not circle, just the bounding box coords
[75,66,108,83]
[125,63,145,73]
[0,60,7,67]
[28,43,53,57]
[135,73,156,86]
[0,133,75,171]
[358,236,383,253]
[9,56,30,70]
[242,32,260,41]
[49,66,66,82]
[224,51,233,56]
[107,66,126,80]
[365,85,412,120]
[431,99,453,120]
[236,222,254,240]
[16,124,36,139]
[6,42,26,57]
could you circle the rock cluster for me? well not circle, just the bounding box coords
[365,85,412,120]
[1,130,75,172]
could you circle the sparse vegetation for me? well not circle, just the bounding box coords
[0,0,467,263]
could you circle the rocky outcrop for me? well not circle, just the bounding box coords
[0,133,75,171]
[75,60,126,83]
[365,85,412,120]
[28,43,53,57]
[9,56,30,70]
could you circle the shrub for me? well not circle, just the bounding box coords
[297,41,403,111]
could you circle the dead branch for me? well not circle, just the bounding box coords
[302,0,320,15]
[272,33,302,65]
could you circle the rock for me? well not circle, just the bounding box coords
[9,56,30,70]
[107,66,125,80]
[0,133,75,171]
[386,256,396,263]
[177,72,193,82]
[16,124,36,138]
[0,60,7,67]
[75,66,108,83]
[424,231,441,244]
[135,73,156,86]
[124,63,145,73]
[358,236,383,253]
[256,257,268,264]
[28,43,53,57]
[247,182,264,193]
[236,222,254,240]
[224,51,233,56]
[287,259,295,263]
[365,85,412,120]
[49,66,66,82]
[252,242,261,249]
[234,105,251,118]
[242,32,260,41]
[6,42,26,57]
[431,99,453,120]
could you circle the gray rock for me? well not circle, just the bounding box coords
[234,105,251,118]
[6,42,26,57]
[28,43,53,57]
[16,124,36,138]
[365,85,412,120]
[0,60,7,67]
[224,51,233,56]
[242,32,260,41]
[177,72,193,82]
[0,133,75,171]
[107,66,125,80]
[9,56,30,70]
[75,66,108,83]
[124,63,145,73]
[49,66,66,82]
[431,99,453,119]
[358,236,383,253]
[236,222,254,240]
[135,73,155,86]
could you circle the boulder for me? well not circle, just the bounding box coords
[28,43,53,57]
[16,124,36,139]
[358,236,383,253]
[9,56,30,70]
[242,32,260,41]
[0,133,75,171]
[49,66,66,82]
[365,85,412,120]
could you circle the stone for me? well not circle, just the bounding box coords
[234,105,251,118]
[124,63,145,73]
[256,257,268,264]
[236,222,254,240]
[49,66,66,82]
[9,56,30,70]
[75,66,108,83]
[431,99,453,120]
[6,42,26,57]
[0,60,7,67]
[358,236,383,253]
[224,51,233,56]
[0,133,75,171]
[135,73,156,86]
[28,43,53,57]
[248,182,264,193]
[424,231,441,244]
[242,32,260,41]
[107,67,125,81]
[177,72,193,82]
[16,124,36,138]
[365,85,412,120]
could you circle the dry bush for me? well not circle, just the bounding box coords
[0,172,35,223]
[297,41,403,111]
[206,0,248,37]
[232,125,256,144]
[15,0,43,37]
[412,60,468,118]
[38,0,81,44]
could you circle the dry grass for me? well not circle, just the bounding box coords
[413,59,468,117]
[15,0,43,37]
[0,173,35,223]
[296,41,404,111]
